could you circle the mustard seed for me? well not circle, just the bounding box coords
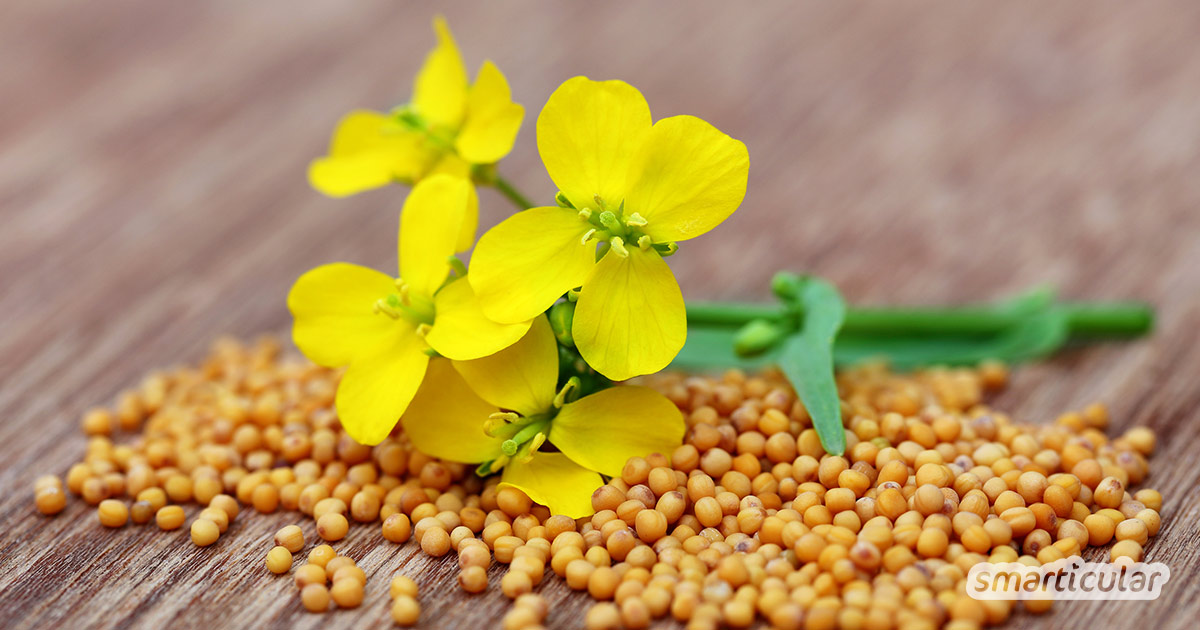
[391,596,420,626]
[586,603,622,630]
[316,512,348,541]
[274,525,305,553]
[421,526,451,557]
[307,544,336,568]
[382,513,412,543]
[294,564,326,588]
[330,578,363,608]
[390,575,418,598]
[1115,518,1149,545]
[154,505,184,530]
[300,583,330,613]
[190,518,220,546]
[266,546,292,574]
[209,494,240,521]
[35,487,67,516]
[459,565,488,593]
[198,507,229,533]
[130,500,154,524]
[97,499,128,528]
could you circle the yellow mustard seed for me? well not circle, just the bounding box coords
[382,513,412,543]
[35,487,67,516]
[198,507,229,533]
[190,518,220,546]
[275,524,305,553]
[391,595,420,626]
[390,574,418,599]
[459,565,488,593]
[307,544,336,568]
[300,583,330,613]
[97,499,128,528]
[155,505,185,530]
[130,500,154,524]
[316,512,348,542]
[265,546,293,574]
[294,564,326,588]
[329,578,363,608]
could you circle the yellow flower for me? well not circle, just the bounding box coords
[308,16,524,210]
[401,316,685,518]
[288,175,530,445]
[469,77,749,381]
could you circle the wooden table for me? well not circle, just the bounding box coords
[2,2,1198,628]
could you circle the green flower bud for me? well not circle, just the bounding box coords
[549,301,576,347]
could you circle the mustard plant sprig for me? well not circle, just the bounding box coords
[676,273,1154,453]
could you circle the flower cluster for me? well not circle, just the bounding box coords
[289,18,747,516]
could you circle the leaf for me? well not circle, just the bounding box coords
[778,277,846,455]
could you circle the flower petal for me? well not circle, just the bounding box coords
[574,247,686,381]
[412,16,468,130]
[399,175,475,299]
[500,452,603,519]
[624,115,749,242]
[308,110,427,197]
[400,358,504,463]
[425,277,531,361]
[469,206,596,324]
[536,76,651,211]
[336,325,430,445]
[548,386,685,478]
[455,61,524,165]
[288,263,398,367]
[451,315,557,416]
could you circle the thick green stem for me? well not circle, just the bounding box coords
[492,174,536,210]
[686,301,1153,338]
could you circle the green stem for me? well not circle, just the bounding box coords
[492,174,536,210]
[686,301,1153,338]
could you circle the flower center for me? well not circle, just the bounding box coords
[373,278,436,326]
[568,194,678,258]
[473,377,585,476]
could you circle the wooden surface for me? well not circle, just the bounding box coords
[2,1,1199,628]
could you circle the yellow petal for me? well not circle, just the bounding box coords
[399,175,474,299]
[625,115,749,242]
[452,315,557,416]
[309,110,426,197]
[469,206,596,324]
[573,247,686,381]
[536,76,651,211]
[549,384,681,477]
[412,16,468,130]
[425,277,531,361]
[455,61,524,165]
[336,325,430,445]
[500,452,603,519]
[548,386,685,478]
[401,358,504,463]
[288,263,397,367]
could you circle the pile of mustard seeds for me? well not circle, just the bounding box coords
[34,337,1163,630]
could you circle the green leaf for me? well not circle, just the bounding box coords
[777,277,846,456]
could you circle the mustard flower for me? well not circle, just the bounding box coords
[469,77,749,381]
[308,16,524,218]
[288,175,530,445]
[401,316,685,518]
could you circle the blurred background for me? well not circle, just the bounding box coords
[5,0,1200,437]
[3,2,1200,627]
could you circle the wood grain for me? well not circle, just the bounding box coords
[2,1,1199,628]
